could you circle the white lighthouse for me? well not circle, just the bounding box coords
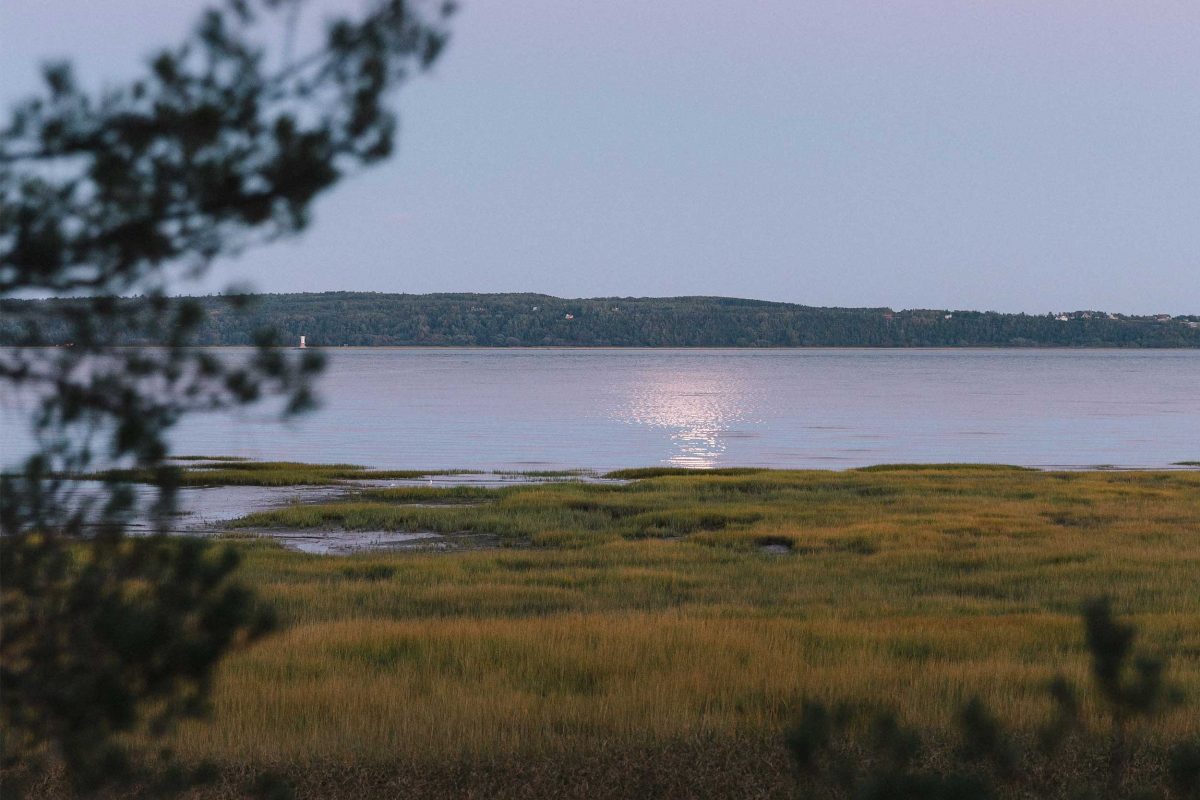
[299,335,307,349]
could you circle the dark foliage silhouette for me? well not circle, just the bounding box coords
[787,598,1199,799]
[0,1,452,794]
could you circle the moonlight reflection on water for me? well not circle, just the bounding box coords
[619,372,761,468]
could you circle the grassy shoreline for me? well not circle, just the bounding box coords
[15,463,1200,797]
[52,459,1199,490]
[167,465,1200,798]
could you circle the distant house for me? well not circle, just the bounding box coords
[564,313,574,320]
[944,314,953,320]
[1154,314,1172,322]
[1055,315,1069,322]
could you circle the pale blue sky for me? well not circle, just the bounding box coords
[2,1,1197,313]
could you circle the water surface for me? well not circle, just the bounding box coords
[3,349,1197,470]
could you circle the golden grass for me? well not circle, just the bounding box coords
[166,466,1200,797]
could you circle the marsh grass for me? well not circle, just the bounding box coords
[160,466,1200,797]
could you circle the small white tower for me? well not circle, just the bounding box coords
[299,335,307,349]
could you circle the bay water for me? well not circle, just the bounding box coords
[2,348,1197,471]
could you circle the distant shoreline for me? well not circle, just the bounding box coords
[8,345,1200,352]
[5,292,1199,348]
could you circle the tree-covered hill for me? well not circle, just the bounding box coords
[4,292,1199,347]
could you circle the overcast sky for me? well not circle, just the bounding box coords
[2,1,1197,313]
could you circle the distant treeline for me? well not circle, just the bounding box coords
[4,292,1199,348]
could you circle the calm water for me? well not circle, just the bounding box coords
[2,349,1197,471]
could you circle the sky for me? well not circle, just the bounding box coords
[1,1,1197,314]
